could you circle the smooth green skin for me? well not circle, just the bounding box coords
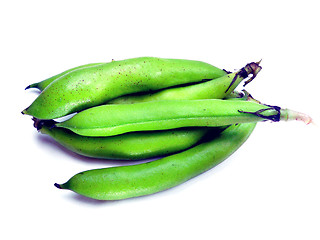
[23,57,226,119]
[108,69,241,104]
[56,99,279,137]
[26,61,256,105]
[56,123,256,200]
[25,63,105,91]
[40,126,213,160]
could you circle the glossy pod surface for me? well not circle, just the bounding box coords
[109,62,261,104]
[55,123,256,200]
[39,125,212,160]
[23,57,227,119]
[56,99,281,137]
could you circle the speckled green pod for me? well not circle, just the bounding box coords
[22,57,227,119]
[109,61,261,104]
[55,123,256,200]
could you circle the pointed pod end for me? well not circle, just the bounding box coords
[21,108,29,115]
[25,83,39,90]
[256,59,262,65]
[54,183,65,189]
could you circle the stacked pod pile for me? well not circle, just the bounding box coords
[23,57,311,200]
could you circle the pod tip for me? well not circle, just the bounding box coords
[256,59,262,65]
[21,109,28,115]
[25,83,39,90]
[54,183,63,189]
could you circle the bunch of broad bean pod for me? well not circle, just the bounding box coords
[23,57,312,200]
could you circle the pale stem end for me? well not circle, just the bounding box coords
[281,108,313,124]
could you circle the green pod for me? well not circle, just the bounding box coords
[109,62,261,104]
[55,123,256,200]
[22,57,227,119]
[37,123,213,160]
[25,62,105,91]
[55,99,285,137]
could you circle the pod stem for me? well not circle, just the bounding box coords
[243,60,262,86]
[225,61,262,93]
[280,109,313,124]
[239,105,313,124]
[237,90,313,124]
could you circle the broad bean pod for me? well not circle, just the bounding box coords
[54,123,256,200]
[22,57,227,119]
[36,121,213,160]
[109,62,261,104]
[55,98,312,137]
[25,61,260,104]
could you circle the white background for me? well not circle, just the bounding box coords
[1,0,320,239]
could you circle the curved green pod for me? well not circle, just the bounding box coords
[109,62,261,104]
[55,99,284,137]
[55,123,256,200]
[22,57,227,119]
[25,62,105,91]
[25,61,261,104]
[37,123,212,160]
